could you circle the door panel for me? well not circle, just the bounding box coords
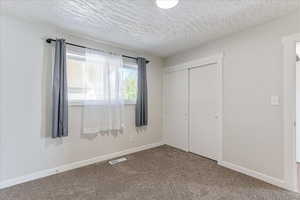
[163,69,188,151]
[189,64,219,160]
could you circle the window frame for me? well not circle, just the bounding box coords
[66,51,138,106]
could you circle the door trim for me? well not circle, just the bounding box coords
[164,53,224,162]
[282,33,300,192]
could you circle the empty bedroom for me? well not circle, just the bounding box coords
[1,0,300,199]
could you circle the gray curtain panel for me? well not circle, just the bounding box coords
[135,57,148,127]
[52,39,68,138]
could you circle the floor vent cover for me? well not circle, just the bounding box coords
[108,157,127,165]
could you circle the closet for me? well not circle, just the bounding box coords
[163,69,189,151]
[163,55,223,161]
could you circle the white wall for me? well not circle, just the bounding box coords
[0,15,4,182]
[0,15,163,182]
[165,10,300,180]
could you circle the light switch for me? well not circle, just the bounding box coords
[271,96,280,106]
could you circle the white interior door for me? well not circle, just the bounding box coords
[189,63,219,160]
[296,60,300,162]
[163,69,188,151]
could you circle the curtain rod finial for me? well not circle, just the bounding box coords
[46,39,52,43]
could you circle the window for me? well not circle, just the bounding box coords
[67,51,138,104]
[122,63,138,103]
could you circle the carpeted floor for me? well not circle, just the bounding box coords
[0,145,299,200]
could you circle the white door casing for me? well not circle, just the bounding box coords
[282,33,300,192]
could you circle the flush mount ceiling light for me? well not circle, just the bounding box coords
[156,0,179,9]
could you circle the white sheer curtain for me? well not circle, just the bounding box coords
[82,49,124,134]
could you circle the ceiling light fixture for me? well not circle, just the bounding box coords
[156,0,179,9]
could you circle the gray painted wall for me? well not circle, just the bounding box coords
[165,10,300,180]
[0,15,163,182]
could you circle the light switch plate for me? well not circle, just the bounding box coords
[271,96,280,106]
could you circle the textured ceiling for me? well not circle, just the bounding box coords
[1,0,300,57]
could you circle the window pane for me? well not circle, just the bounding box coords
[67,52,138,103]
[67,57,85,101]
[122,65,138,102]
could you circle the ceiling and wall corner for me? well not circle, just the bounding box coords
[1,0,300,57]
[1,0,300,190]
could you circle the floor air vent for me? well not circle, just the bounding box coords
[108,157,127,165]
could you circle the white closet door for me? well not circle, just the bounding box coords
[163,69,188,151]
[189,64,219,160]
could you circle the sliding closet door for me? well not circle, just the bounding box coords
[163,69,188,151]
[189,64,219,160]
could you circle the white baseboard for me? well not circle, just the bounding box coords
[218,160,286,189]
[0,141,163,190]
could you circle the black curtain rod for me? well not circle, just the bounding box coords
[46,38,149,64]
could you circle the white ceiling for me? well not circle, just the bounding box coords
[1,0,300,57]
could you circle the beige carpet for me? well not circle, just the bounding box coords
[0,145,299,200]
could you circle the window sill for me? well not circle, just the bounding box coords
[68,101,136,107]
